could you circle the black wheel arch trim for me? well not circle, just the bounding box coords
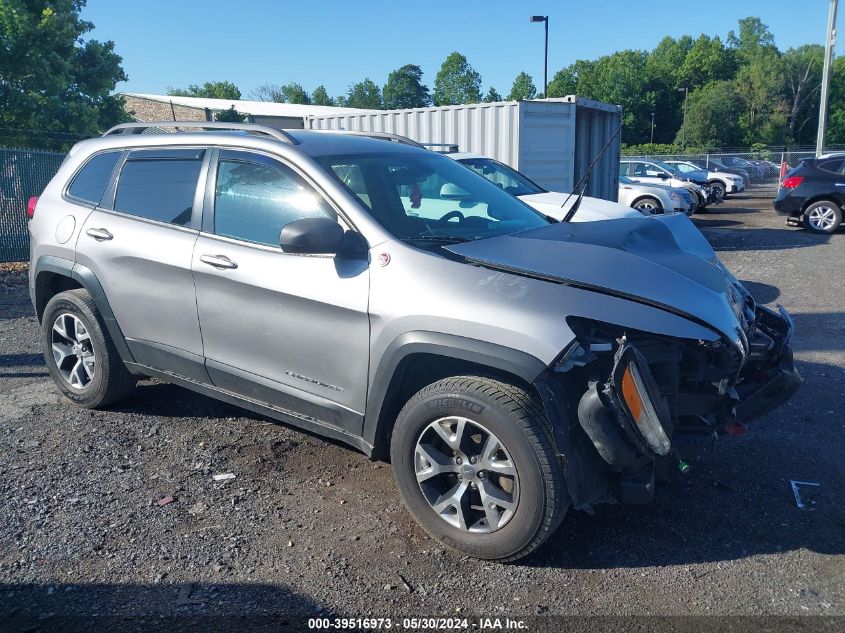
[32,255,136,365]
[362,331,548,456]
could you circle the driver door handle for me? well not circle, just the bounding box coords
[86,228,113,241]
[200,254,238,270]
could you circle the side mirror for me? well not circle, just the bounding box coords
[280,217,344,255]
[656,172,669,179]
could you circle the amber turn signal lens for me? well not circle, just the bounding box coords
[621,365,644,423]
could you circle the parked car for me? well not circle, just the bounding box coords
[773,156,845,233]
[618,175,694,215]
[688,158,751,188]
[447,153,642,221]
[27,121,801,562]
[717,156,764,183]
[665,160,745,199]
[620,159,714,211]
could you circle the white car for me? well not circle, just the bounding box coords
[618,175,694,215]
[448,153,642,222]
[665,160,745,198]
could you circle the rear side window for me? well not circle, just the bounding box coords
[818,159,844,174]
[66,151,121,205]
[214,157,335,247]
[113,149,204,226]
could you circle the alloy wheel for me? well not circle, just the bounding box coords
[807,206,838,232]
[51,313,96,390]
[635,200,659,215]
[414,416,519,533]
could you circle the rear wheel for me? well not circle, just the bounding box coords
[633,197,663,215]
[802,201,842,234]
[390,376,567,562]
[41,289,137,408]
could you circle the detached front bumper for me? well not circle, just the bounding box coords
[735,305,802,422]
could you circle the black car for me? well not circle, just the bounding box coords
[773,155,845,233]
[689,158,751,187]
[718,156,764,183]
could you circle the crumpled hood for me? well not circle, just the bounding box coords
[445,213,747,346]
[518,192,642,222]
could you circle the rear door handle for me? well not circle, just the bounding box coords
[86,228,113,241]
[200,254,238,270]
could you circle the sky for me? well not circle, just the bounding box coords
[83,0,842,100]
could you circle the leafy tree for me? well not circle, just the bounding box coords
[728,16,778,65]
[645,35,693,88]
[168,81,241,100]
[248,83,310,104]
[433,52,482,105]
[483,87,503,103]
[826,56,845,145]
[214,106,245,122]
[679,35,735,88]
[311,85,334,106]
[0,0,128,148]
[507,72,537,101]
[675,81,742,147]
[383,64,431,109]
[346,79,382,109]
[734,53,788,145]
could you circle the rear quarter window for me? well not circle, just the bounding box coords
[66,151,122,205]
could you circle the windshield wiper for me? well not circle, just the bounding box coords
[402,235,470,244]
[560,123,623,223]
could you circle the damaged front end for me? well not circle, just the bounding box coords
[535,304,802,511]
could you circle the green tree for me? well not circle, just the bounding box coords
[167,81,241,100]
[346,79,382,109]
[248,83,310,104]
[728,16,778,65]
[483,87,503,103]
[679,35,735,88]
[311,85,334,106]
[0,0,127,148]
[433,52,482,105]
[507,72,537,101]
[214,106,245,122]
[826,56,845,145]
[383,64,431,109]
[675,81,742,147]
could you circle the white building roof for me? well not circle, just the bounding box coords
[120,92,368,118]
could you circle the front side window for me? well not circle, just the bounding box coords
[67,151,122,205]
[317,150,549,244]
[114,149,204,225]
[214,157,335,247]
[457,158,545,196]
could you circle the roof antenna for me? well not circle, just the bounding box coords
[561,123,623,223]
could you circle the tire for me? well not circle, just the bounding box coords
[390,376,568,562]
[632,197,663,215]
[802,200,842,234]
[41,289,137,408]
[709,180,726,199]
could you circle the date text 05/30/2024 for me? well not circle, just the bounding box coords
[307,617,528,630]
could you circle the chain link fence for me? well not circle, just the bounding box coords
[622,148,820,196]
[0,148,66,262]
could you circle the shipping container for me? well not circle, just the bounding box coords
[306,96,622,201]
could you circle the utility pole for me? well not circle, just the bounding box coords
[530,16,549,97]
[817,0,839,156]
[650,112,655,144]
[678,87,689,149]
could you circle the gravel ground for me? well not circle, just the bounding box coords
[0,194,843,631]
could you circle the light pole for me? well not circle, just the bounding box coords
[530,15,549,97]
[650,112,655,144]
[817,0,839,156]
[678,87,689,149]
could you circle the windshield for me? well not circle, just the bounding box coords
[653,160,684,177]
[316,151,550,243]
[457,157,545,196]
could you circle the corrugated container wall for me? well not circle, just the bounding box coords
[307,96,621,201]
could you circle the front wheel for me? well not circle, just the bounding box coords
[633,197,663,215]
[709,181,726,199]
[390,376,567,562]
[802,201,842,234]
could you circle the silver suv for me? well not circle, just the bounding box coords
[29,122,801,561]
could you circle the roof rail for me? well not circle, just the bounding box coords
[310,129,424,148]
[421,142,460,153]
[101,121,300,145]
